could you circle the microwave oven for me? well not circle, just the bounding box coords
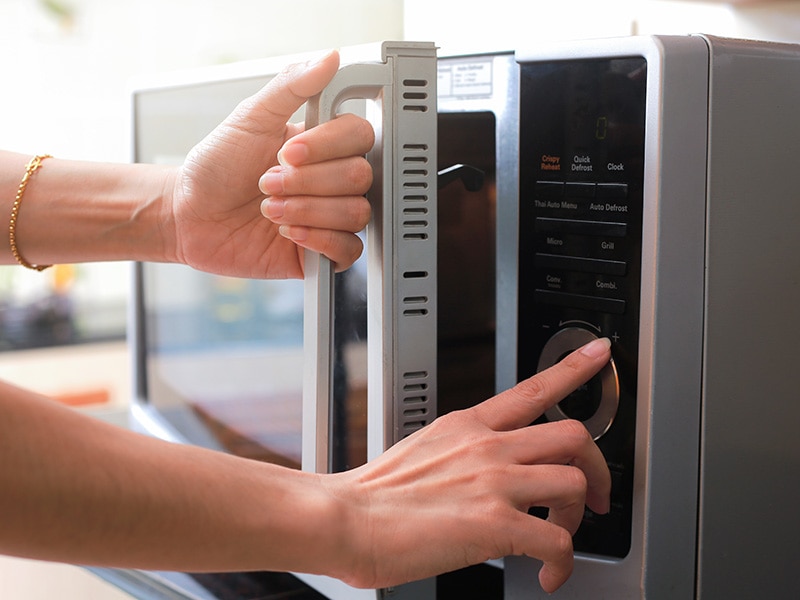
[123,34,800,600]
[503,34,800,599]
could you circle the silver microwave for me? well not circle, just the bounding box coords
[503,34,800,599]
[122,34,800,600]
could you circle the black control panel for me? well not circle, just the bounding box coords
[518,57,647,558]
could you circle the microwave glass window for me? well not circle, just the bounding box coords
[142,263,305,469]
[330,252,368,473]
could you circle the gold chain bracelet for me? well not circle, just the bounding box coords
[9,154,53,271]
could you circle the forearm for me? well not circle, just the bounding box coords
[0,380,349,578]
[1,151,178,266]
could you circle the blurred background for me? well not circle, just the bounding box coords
[0,0,798,597]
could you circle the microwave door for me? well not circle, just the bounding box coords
[299,42,438,600]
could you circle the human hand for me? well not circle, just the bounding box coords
[169,50,373,279]
[323,337,613,593]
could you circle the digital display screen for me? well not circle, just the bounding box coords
[523,57,647,184]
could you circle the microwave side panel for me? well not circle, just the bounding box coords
[504,35,709,599]
[697,35,800,600]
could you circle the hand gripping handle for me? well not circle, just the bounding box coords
[302,42,438,475]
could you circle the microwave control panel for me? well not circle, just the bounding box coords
[517,56,647,559]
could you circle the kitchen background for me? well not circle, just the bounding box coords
[1,0,798,598]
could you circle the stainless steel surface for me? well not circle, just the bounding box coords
[506,34,710,599]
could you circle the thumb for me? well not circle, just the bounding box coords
[237,49,341,134]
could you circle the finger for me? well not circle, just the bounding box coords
[505,463,588,535]
[261,195,371,233]
[540,555,573,594]
[278,113,375,167]
[505,420,611,514]
[277,226,364,272]
[506,513,574,593]
[259,156,373,198]
[472,338,611,432]
[233,49,341,136]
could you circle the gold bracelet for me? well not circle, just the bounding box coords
[9,154,53,271]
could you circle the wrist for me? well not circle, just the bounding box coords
[1,152,179,266]
[231,464,359,580]
[314,470,375,588]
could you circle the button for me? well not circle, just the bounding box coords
[534,289,626,315]
[565,182,596,198]
[536,327,620,440]
[535,253,627,276]
[595,183,629,199]
[535,217,627,237]
[535,181,564,198]
[557,376,602,420]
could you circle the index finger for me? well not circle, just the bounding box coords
[472,337,611,431]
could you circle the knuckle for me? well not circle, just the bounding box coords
[558,349,585,373]
[435,407,471,429]
[333,235,364,271]
[346,235,365,266]
[549,528,574,562]
[354,116,376,149]
[348,195,372,230]
[556,418,592,442]
[560,465,589,495]
[337,113,376,149]
[511,374,550,404]
[346,157,373,193]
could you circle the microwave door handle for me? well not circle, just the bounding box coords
[303,42,438,478]
[302,60,390,475]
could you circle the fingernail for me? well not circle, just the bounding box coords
[304,48,337,70]
[279,225,308,242]
[259,168,284,195]
[261,198,284,219]
[278,142,309,167]
[579,337,611,358]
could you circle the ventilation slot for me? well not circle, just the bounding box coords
[402,80,429,112]
[402,295,429,316]
[403,218,429,238]
[400,371,432,435]
[403,207,428,216]
[403,407,428,418]
[403,270,428,279]
[401,143,431,232]
[403,382,428,392]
